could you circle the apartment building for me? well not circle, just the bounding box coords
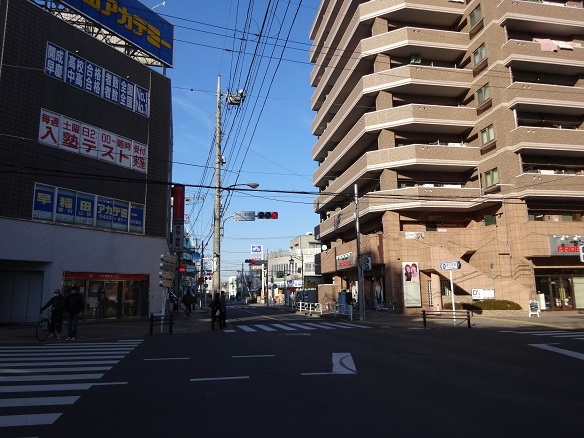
[311,0,584,313]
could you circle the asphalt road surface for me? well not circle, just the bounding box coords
[1,305,583,438]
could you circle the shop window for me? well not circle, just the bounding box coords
[485,168,499,188]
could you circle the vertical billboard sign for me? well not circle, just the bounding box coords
[59,0,174,67]
[251,245,263,260]
[402,261,421,307]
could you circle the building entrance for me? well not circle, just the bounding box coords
[534,270,584,311]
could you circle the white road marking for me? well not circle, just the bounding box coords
[143,357,190,361]
[303,323,334,329]
[0,373,104,382]
[232,355,275,358]
[0,355,126,362]
[271,324,297,331]
[0,360,119,367]
[0,413,61,427]
[0,383,93,393]
[287,323,317,330]
[255,325,277,332]
[0,366,112,374]
[190,376,250,382]
[334,322,370,329]
[529,344,584,360]
[319,322,353,329]
[238,325,257,332]
[0,396,79,407]
[302,353,357,376]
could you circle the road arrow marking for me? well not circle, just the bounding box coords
[301,353,357,376]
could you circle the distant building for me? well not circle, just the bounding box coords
[310,0,584,313]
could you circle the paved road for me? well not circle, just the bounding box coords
[1,305,584,437]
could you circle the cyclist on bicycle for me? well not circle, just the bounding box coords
[40,289,64,339]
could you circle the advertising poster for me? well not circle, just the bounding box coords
[402,261,421,307]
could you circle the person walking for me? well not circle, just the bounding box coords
[64,286,84,341]
[210,292,221,330]
[40,289,64,339]
[219,291,227,328]
[183,290,194,318]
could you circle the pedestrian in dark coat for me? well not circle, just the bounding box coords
[64,286,84,341]
[210,292,221,330]
[219,291,227,328]
[41,289,64,339]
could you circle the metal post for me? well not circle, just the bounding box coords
[354,184,365,321]
[212,75,222,299]
[449,269,456,326]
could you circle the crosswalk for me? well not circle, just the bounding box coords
[223,321,371,333]
[500,330,584,340]
[0,340,142,429]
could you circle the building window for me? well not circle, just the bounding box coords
[480,124,495,145]
[485,168,499,188]
[473,43,487,66]
[469,5,483,28]
[476,83,491,105]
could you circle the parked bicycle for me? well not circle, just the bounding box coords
[36,310,52,342]
[372,297,404,315]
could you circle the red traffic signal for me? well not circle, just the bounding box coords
[244,259,255,264]
[257,212,278,219]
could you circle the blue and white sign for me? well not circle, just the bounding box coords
[440,261,461,271]
[59,0,174,67]
[251,245,263,258]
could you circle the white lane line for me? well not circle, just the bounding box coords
[287,323,317,330]
[0,373,104,382]
[0,351,130,357]
[532,332,570,336]
[529,344,584,360]
[232,355,275,358]
[550,334,584,338]
[92,382,127,386]
[255,325,277,332]
[0,396,79,407]
[143,357,190,361]
[238,325,257,332]
[499,331,567,335]
[0,413,61,427]
[0,366,112,373]
[272,324,297,331]
[223,329,236,333]
[190,376,250,382]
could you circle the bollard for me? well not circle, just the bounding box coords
[422,309,427,327]
[169,312,173,334]
[467,310,471,329]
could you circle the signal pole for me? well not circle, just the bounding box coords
[212,76,222,298]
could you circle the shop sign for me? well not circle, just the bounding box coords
[549,235,584,256]
[472,288,495,300]
[336,252,355,270]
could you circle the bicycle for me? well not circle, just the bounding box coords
[36,310,52,342]
[387,296,403,314]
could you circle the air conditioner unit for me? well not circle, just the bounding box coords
[410,53,421,64]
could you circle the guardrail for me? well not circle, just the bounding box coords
[421,310,471,328]
[149,312,174,335]
[333,303,353,321]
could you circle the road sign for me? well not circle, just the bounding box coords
[440,261,461,271]
[159,279,173,288]
[159,271,175,280]
[161,253,177,264]
[234,211,256,221]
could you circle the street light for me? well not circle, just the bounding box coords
[151,2,166,9]
[289,249,304,295]
[212,181,259,297]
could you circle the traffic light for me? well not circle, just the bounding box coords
[244,259,255,264]
[257,212,278,219]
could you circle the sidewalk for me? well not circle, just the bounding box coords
[1,306,583,345]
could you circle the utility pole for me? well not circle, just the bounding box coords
[212,75,222,298]
[355,184,365,321]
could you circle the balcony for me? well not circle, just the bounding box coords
[312,65,472,156]
[515,172,584,199]
[315,187,483,240]
[503,39,584,76]
[313,104,476,186]
[314,144,479,212]
[499,0,584,38]
[359,0,465,28]
[509,126,584,154]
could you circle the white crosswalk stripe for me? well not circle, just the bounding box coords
[500,330,584,339]
[0,340,142,429]
[224,321,371,333]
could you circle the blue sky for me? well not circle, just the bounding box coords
[150,0,321,279]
